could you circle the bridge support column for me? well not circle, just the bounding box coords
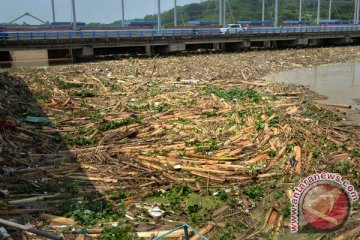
[213,43,221,51]
[11,50,48,67]
[155,43,186,54]
[223,41,250,51]
[145,45,154,56]
[328,37,353,45]
[263,41,272,48]
[278,38,309,48]
[0,51,12,68]
[81,46,94,59]
[309,39,323,46]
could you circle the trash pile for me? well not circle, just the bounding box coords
[0,46,359,239]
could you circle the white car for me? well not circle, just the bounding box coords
[220,24,243,34]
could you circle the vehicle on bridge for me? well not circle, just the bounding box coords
[220,24,243,34]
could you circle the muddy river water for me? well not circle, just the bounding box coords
[264,61,360,123]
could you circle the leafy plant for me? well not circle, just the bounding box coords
[194,139,218,153]
[244,186,264,199]
[98,117,142,132]
[268,116,281,127]
[71,89,96,98]
[61,198,126,226]
[101,223,135,240]
[57,81,83,89]
[282,203,291,218]
[205,86,261,103]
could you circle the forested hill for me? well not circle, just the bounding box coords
[135,0,355,26]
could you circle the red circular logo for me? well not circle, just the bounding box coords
[301,182,350,230]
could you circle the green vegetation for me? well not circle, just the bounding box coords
[139,0,354,26]
[57,81,83,89]
[282,203,292,218]
[70,89,97,98]
[98,117,142,132]
[206,86,261,103]
[194,139,218,153]
[57,198,125,226]
[331,161,351,175]
[146,184,226,224]
[244,185,264,199]
[101,224,135,240]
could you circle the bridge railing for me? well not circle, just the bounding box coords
[1,25,360,43]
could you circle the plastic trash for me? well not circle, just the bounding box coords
[148,207,164,218]
[24,116,52,125]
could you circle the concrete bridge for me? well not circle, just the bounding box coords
[1,25,360,67]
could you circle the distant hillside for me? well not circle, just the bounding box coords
[136,0,355,26]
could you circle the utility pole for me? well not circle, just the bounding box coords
[328,0,332,20]
[262,0,265,22]
[354,0,357,24]
[223,0,226,26]
[274,0,278,27]
[71,0,77,30]
[121,0,125,27]
[174,0,177,26]
[317,0,321,25]
[299,0,302,21]
[51,0,56,22]
[219,0,223,26]
[357,0,360,24]
[157,0,161,31]
[355,0,360,24]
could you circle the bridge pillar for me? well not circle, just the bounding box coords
[81,46,95,59]
[223,41,250,51]
[263,41,272,48]
[145,45,154,56]
[11,50,48,67]
[277,38,309,48]
[309,39,323,46]
[155,43,186,54]
[0,51,12,68]
[213,43,221,51]
[328,37,353,45]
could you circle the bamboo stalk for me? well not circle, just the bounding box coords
[190,222,215,240]
[294,146,302,174]
[40,213,76,226]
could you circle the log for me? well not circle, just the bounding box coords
[211,205,229,218]
[315,102,351,109]
[9,194,60,205]
[162,172,196,183]
[266,146,286,171]
[190,171,226,183]
[190,222,215,240]
[180,166,232,175]
[242,154,268,165]
[136,229,193,238]
[40,213,76,226]
[294,146,302,174]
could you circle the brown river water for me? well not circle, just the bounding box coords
[264,61,360,123]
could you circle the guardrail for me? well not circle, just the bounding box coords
[1,25,360,43]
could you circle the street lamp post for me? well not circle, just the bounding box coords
[174,0,177,26]
[317,0,321,25]
[71,0,77,30]
[274,0,278,27]
[51,0,56,22]
[157,0,161,31]
[121,0,125,27]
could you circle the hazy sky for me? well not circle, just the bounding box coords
[1,0,203,24]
